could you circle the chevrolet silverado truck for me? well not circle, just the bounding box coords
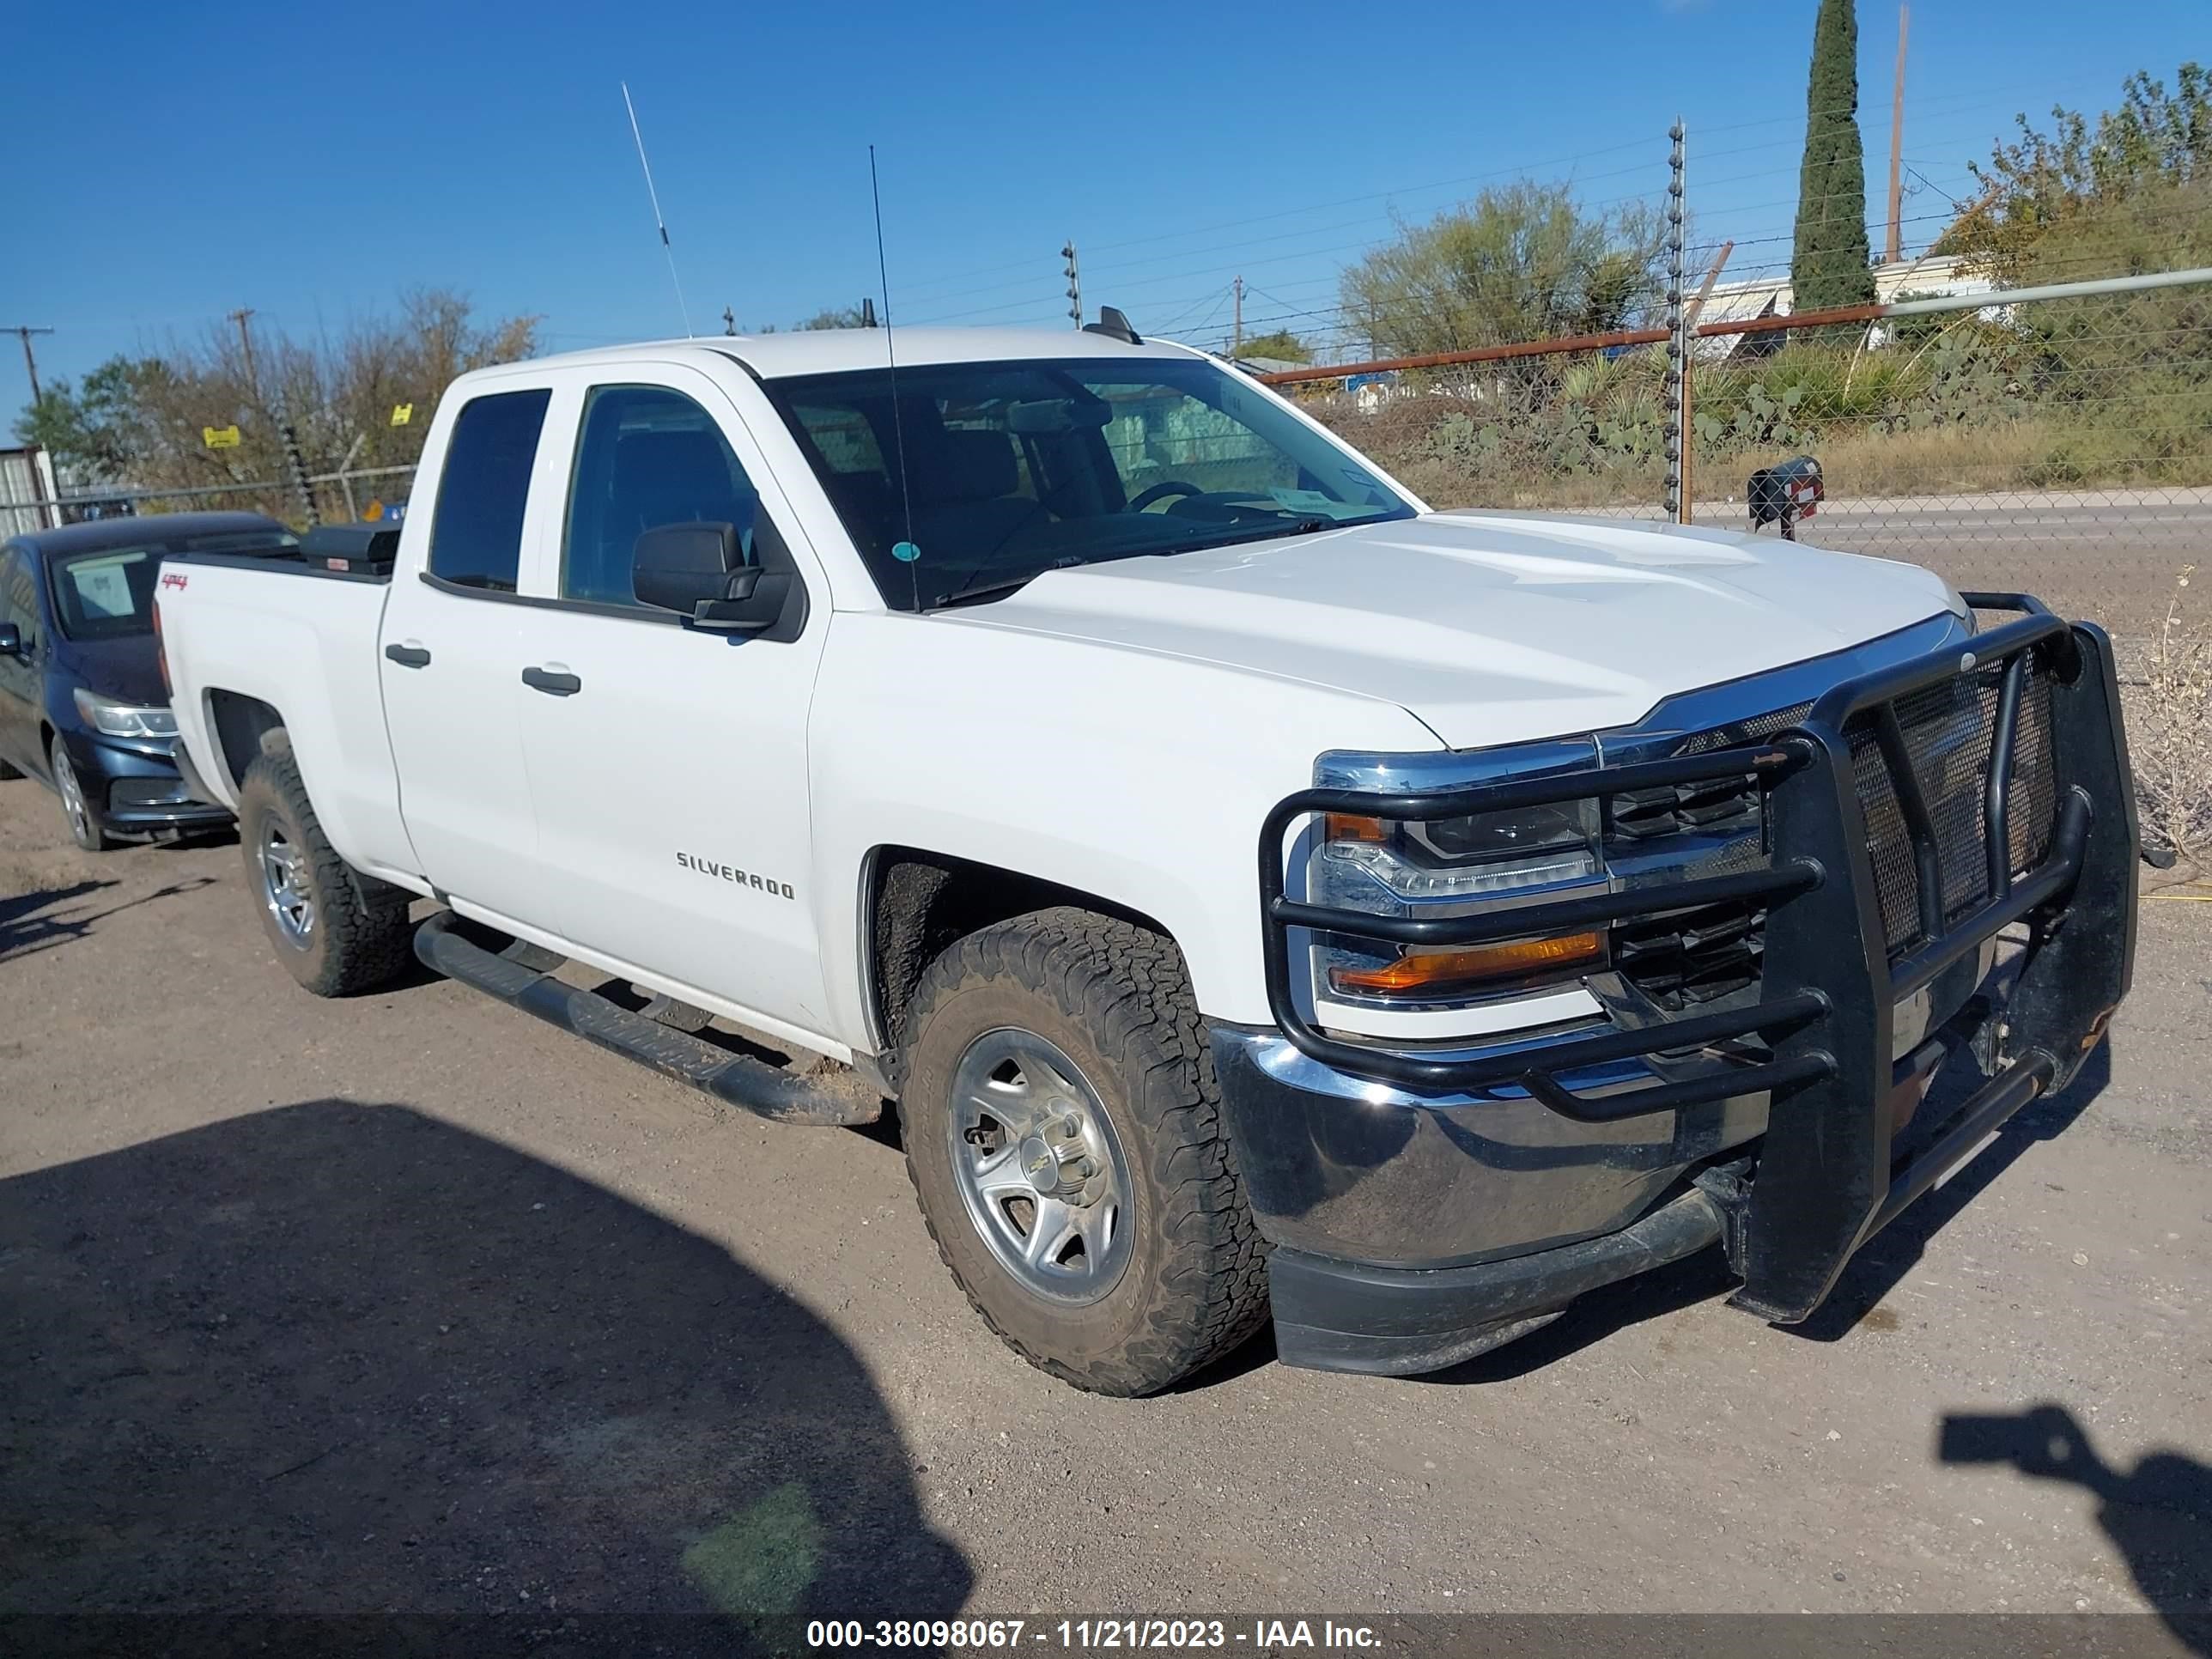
[155,323,2138,1395]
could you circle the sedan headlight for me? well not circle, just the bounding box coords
[74,688,179,738]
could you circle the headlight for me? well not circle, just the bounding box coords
[1310,802,1606,1012]
[73,689,179,738]
[1321,803,1600,900]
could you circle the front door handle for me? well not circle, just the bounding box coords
[521,665,582,696]
[385,642,432,669]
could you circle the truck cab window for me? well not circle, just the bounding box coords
[562,385,764,609]
[428,388,551,592]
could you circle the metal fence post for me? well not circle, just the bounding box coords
[279,420,320,528]
[1663,119,1689,523]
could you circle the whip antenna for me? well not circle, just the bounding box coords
[871,144,922,611]
[623,82,693,337]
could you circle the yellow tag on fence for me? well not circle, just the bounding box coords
[391,403,413,426]
[203,424,240,449]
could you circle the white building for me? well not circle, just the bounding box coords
[1692,253,2001,356]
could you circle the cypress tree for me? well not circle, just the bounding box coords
[1791,0,1878,313]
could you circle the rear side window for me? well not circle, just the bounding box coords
[428,389,550,591]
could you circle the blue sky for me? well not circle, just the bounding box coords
[11,0,2205,409]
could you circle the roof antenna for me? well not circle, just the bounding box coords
[622,82,693,338]
[870,143,921,612]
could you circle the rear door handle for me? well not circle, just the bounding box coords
[384,642,432,668]
[521,665,582,696]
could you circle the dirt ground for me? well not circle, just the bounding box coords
[1,775,2207,1654]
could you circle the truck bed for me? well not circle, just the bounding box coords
[155,550,416,884]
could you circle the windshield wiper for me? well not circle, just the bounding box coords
[1145,517,1339,558]
[928,555,1089,611]
[924,517,1360,611]
[929,574,1040,611]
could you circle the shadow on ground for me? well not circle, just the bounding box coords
[0,1100,970,1656]
[0,875,213,963]
[1940,1403,2211,1656]
[1794,1036,2114,1341]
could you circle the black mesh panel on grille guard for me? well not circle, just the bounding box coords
[1844,659,2058,956]
[1614,656,2060,1006]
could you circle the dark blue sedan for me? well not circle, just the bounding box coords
[0,512,296,850]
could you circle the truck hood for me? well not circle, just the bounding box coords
[947,510,1961,749]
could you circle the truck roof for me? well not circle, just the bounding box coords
[520,325,1200,381]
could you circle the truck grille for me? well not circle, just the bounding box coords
[1611,658,2059,1008]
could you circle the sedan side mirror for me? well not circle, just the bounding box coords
[0,622,23,659]
[631,522,793,634]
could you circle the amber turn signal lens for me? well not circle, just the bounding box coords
[1329,931,1606,995]
[1324,812,1388,843]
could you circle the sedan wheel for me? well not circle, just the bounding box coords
[50,738,113,852]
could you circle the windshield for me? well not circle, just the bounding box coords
[49,530,298,640]
[763,356,1415,610]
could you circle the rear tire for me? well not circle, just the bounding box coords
[51,736,115,852]
[235,740,412,996]
[900,908,1269,1395]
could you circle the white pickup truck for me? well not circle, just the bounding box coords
[155,322,2138,1394]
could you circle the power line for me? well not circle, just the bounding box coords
[887,70,2125,311]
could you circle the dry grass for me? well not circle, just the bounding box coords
[1346,413,2212,514]
[2123,564,2212,866]
[1808,421,2070,500]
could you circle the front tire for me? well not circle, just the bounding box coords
[235,741,412,996]
[901,908,1269,1395]
[50,736,115,852]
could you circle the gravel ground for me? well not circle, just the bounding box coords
[0,775,2206,1653]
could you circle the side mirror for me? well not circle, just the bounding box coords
[631,521,793,634]
[0,622,22,659]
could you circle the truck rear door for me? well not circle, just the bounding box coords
[376,382,562,931]
[501,362,836,1041]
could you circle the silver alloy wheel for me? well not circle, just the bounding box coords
[52,744,92,845]
[946,1027,1133,1305]
[258,820,316,949]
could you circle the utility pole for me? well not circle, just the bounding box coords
[1062,240,1081,328]
[9,325,54,404]
[228,307,260,401]
[1232,276,1243,357]
[1686,241,1735,329]
[1886,5,1910,266]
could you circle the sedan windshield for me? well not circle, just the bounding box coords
[763,356,1415,610]
[50,530,298,640]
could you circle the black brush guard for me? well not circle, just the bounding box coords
[1258,597,2137,1324]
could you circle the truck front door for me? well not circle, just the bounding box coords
[507,367,835,1044]
[377,383,562,932]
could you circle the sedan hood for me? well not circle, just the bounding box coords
[63,634,167,708]
[947,510,1961,749]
